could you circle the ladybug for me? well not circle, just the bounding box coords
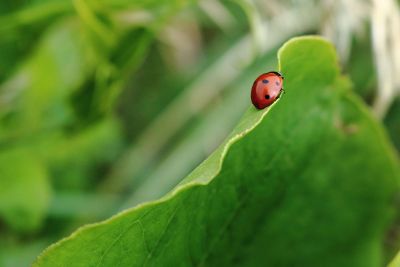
[251,71,284,109]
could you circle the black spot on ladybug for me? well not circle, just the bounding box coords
[276,81,280,86]
[265,94,270,99]
[262,79,269,84]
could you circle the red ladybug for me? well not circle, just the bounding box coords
[251,71,284,109]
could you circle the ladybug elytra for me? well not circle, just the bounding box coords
[251,71,284,109]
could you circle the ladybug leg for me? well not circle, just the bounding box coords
[275,89,285,100]
[276,89,284,99]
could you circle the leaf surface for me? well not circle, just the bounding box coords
[33,36,400,267]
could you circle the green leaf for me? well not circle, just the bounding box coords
[0,19,92,141]
[33,36,400,267]
[0,148,51,232]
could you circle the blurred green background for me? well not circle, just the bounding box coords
[0,0,399,266]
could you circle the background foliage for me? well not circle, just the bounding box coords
[0,0,399,266]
